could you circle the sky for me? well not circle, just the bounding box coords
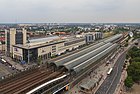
[0,0,140,23]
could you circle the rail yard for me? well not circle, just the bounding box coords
[0,34,126,94]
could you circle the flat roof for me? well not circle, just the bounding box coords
[29,36,60,43]
[80,79,98,90]
[49,42,105,67]
[13,40,65,49]
[61,43,112,71]
[13,36,85,50]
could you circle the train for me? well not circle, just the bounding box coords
[26,73,69,94]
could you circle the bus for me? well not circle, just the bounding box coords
[107,68,113,75]
[1,58,6,63]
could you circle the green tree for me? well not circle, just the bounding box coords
[125,76,134,88]
[132,57,140,62]
[37,57,42,65]
[127,62,140,82]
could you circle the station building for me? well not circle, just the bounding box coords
[5,28,103,64]
[12,36,86,63]
[5,28,27,56]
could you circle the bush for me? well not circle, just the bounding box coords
[124,76,134,88]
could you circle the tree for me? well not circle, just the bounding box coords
[127,62,140,82]
[37,56,42,65]
[125,76,134,88]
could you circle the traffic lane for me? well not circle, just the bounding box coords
[0,61,17,73]
[0,63,10,77]
[96,43,133,94]
[107,53,126,94]
[95,52,125,94]
[96,66,118,93]
[96,69,116,94]
[0,61,18,78]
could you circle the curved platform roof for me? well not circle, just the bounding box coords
[104,34,122,43]
[72,44,118,73]
[48,34,121,71]
[61,43,112,71]
[49,42,105,67]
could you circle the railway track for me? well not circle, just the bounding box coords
[0,36,120,94]
[0,69,52,92]
[0,68,51,89]
[0,68,63,94]
[0,68,54,94]
[0,67,39,85]
[18,71,64,94]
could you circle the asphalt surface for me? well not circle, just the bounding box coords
[95,52,126,94]
[0,59,18,79]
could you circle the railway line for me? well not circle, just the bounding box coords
[0,68,51,89]
[0,34,124,94]
[7,71,63,94]
[0,67,57,94]
[0,67,62,94]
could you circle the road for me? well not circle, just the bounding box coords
[0,59,18,79]
[95,51,126,94]
[95,38,136,94]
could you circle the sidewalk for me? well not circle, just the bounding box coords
[114,70,127,94]
[2,56,24,70]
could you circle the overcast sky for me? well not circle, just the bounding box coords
[0,0,140,23]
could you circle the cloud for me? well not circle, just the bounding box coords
[0,0,140,23]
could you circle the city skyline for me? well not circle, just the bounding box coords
[0,0,140,23]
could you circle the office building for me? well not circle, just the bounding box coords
[5,28,27,56]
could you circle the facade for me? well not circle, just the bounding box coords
[12,36,85,64]
[5,28,27,56]
[0,42,5,52]
[85,34,95,43]
[85,32,103,43]
[11,31,103,64]
[59,38,85,54]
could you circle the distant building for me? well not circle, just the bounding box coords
[84,32,103,43]
[5,28,27,56]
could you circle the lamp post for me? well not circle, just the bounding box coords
[27,43,30,64]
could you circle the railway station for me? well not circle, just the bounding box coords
[0,33,127,94]
[5,28,103,63]
[49,34,122,73]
